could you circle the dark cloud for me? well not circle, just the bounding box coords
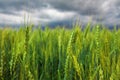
[0,1,25,10]
[0,0,105,15]
[0,0,120,26]
[43,0,104,15]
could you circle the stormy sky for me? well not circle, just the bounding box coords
[0,0,120,27]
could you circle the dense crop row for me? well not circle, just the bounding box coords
[0,24,120,80]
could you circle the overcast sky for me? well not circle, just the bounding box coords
[0,0,120,27]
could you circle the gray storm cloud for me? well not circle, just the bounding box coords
[0,0,120,26]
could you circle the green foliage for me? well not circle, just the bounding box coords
[0,25,120,80]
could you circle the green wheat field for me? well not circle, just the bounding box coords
[0,24,120,80]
